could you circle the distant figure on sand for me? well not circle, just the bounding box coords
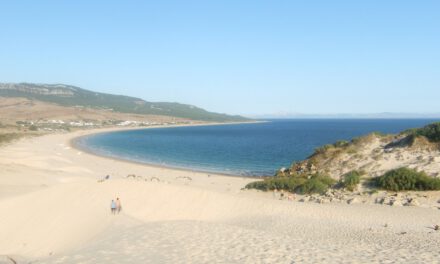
[116,197,122,214]
[111,200,116,215]
[98,175,110,183]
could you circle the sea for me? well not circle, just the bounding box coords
[74,119,438,177]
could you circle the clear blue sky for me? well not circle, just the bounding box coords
[1,1,439,116]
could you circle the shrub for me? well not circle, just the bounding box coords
[295,174,335,194]
[314,144,334,155]
[314,140,350,155]
[245,181,269,191]
[341,170,362,191]
[29,125,38,131]
[245,176,305,192]
[405,122,440,142]
[373,167,440,191]
[245,173,336,194]
[371,131,387,137]
[334,140,349,148]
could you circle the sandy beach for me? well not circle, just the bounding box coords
[1,127,440,264]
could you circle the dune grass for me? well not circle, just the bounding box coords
[245,173,336,194]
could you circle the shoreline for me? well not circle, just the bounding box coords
[0,122,259,197]
[1,121,440,263]
[69,121,270,178]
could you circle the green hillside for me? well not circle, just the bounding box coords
[0,83,249,122]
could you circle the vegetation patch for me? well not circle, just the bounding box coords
[340,170,362,191]
[0,133,24,145]
[310,133,386,162]
[245,173,336,194]
[404,122,440,143]
[373,167,440,191]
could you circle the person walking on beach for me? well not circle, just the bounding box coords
[111,200,117,215]
[116,197,122,214]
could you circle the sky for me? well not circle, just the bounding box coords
[0,1,439,116]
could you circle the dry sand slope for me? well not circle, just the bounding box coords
[0,129,440,264]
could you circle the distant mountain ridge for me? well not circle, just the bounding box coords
[0,83,249,122]
[250,112,440,119]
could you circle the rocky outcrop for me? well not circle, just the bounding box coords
[288,188,440,209]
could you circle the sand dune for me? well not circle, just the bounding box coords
[1,129,440,263]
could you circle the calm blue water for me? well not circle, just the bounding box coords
[75,119,438,176]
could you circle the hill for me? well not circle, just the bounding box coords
[284,123,440,180]
[246,122,440,206]
[0,83,249,122]
[0,97,193,127]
